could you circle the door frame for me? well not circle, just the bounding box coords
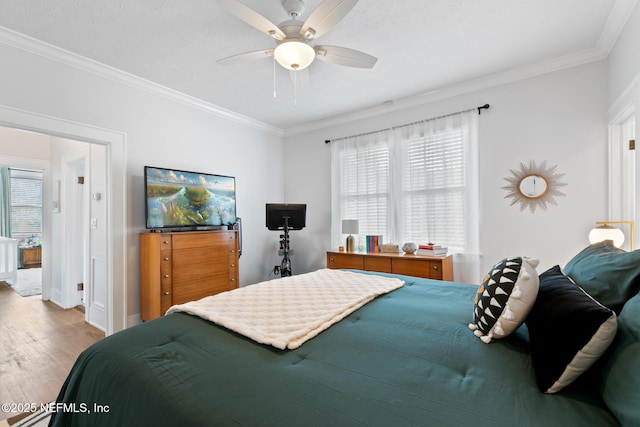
[0,104,127,335]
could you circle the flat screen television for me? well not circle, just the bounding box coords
[145,166,237,230]
[266,203,306,230]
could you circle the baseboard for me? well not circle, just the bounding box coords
[127,313,141,328]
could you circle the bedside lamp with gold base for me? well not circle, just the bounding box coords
[342,219,359,252]
[588,221,635,250]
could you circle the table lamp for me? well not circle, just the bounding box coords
[342,219,359,252]
[588,221,635,250]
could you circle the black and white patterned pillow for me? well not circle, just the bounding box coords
[469,256,539,343]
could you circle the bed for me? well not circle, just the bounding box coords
[50,243,640,427]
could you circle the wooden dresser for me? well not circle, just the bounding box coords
[20,247,42,269]
[326,251,453,281]
[140,230,239,321]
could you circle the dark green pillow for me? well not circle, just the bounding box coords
[597,293,640,425]
[564,241,640,313]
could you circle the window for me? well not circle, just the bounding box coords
[331,110,479,258]
[399,128,467,250]
[334,133,391,243]
[10,168,43,240]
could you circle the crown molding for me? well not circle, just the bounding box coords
[0,26,284,137]
[608,72,639,120]
[598,0,639,53]
[283,47,608,137]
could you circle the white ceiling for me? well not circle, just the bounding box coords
[0,0,636,133]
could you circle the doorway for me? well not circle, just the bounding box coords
[0,104,127,335]
[0,131,105,329]
[609,104,636,251]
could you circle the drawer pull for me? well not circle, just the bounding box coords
[164,257,169,261]
[231,264,235,267]
[433,266,439,270]
[230,278,235,282]
[164,291,170,295]
[163,240,170,245]
[164,274,170,278]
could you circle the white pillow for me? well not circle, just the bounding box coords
[469,256,539,343]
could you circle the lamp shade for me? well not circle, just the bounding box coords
[589,224,625,247]
[274,41,315,70]
[342,219,359,235]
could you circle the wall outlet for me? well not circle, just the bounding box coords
[77,283,84,291]
[90,218,97,229]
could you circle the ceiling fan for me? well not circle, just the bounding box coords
[216,0,377,73]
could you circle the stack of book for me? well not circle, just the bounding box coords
[366,235,383,253]
[416,244,448,256]
[380,243,400,254]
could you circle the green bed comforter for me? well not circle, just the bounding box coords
[51,271,619,426]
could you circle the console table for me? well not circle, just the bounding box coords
[326,251,453,281]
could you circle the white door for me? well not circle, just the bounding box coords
[62,145,108,331]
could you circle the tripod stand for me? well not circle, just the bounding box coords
[278,216,292,277]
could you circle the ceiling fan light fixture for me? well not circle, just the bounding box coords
[274,41,315,70]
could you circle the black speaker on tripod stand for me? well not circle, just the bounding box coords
[266,203,306,277]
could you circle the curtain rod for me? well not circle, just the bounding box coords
[324,103,490,144]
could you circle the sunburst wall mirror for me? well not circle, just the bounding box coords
[502,160,567,213]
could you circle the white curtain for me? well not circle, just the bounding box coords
[0,167,11,237]
[331,129,393,251]
[331,110,480,283]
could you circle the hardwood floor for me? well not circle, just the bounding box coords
[0,282,104,421]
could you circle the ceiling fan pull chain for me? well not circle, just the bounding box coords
[273,56,277,98]
[293,71,298,107]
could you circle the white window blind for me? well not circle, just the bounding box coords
[339,138,390,240]
[331,110,480,282]
[399,128,467,251]
[10,169,43,239]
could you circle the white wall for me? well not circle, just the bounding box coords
[0,127,51,158]
[284,61,609,283]
[0,38,285,326]
[607,2,640,109]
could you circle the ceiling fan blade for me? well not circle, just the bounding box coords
[217,0,286,40]
[300,0,358,40]
[315,45,377,68]
[217,48,274,65]
[290,68,310,89]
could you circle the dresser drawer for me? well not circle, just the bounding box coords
[364,256,391,273]
[391,259,430,278]
[327,253,365,270]
[428,261,443,280]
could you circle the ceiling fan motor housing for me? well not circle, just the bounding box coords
[277,20,307,43]
[282,0,305,18]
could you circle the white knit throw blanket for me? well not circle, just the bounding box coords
[166,268,404,350]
